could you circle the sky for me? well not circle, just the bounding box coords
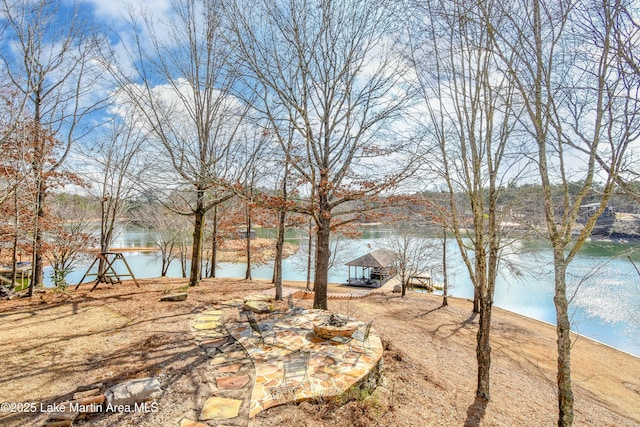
[83,0,172,22]
[2,0,637,194]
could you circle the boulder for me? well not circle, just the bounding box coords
[105,377,162,407]
[243,293,273,302]
[392,284,401,293]
[73,388,101,400]
[75,383,104,393]
[313,322,359,340]
[243,300,274,314]
[161,292,188,302]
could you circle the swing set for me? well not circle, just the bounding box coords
[75,252,140,291]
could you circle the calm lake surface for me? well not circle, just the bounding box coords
[46,227,640,357]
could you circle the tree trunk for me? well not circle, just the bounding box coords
[553,251,574,426]
[472,285,481,313]
[11,237,18,288]
[245,200,252,280]
[209,204,218,278]
[189,188,206,286]
[312,213,331,310]
[474,245,492,401]
[34,179,45,286]
[181,251,187,278]
[98,198,111,275]
[442,227,448,306]
[306,218,313,291]
[274,161,288,300]
[11,190,19,288]
[401,271,407,297]
[274,209,285,300]
[272,254,277,283]
[161,249,169,276]
[29,176,45,295]
[476,293,493,400]
[29,91,44,295]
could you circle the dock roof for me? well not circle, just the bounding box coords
[346,249,396,268]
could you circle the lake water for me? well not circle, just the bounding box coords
[45,228,640,357]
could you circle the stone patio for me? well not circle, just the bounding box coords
[182,297,384,425]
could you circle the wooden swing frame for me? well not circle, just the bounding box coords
[75,252,140,291]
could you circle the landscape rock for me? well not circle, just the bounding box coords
[73,388,101,400]
[216,363,243,374]
[243,293,273,302]
[199,337,228,349]
[243,300,274,314]
[192,320,222,330]
[105,377,162,407]
[71,394,106,409]
[180,419,209,427]
[313,322,359,340]
[205,347,220,358]
[0,286,14,300]
[200,396,242,421]
[392,285,401,293]
[160,292,188,302]
[45,420,73,427]
[75,383,104,393]
[216,374,250,390]
[47,407,77,421]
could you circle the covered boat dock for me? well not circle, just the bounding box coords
[345,249,396,288]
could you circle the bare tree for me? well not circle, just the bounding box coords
[409,0,529,401]
[46,194,95,288]
[203,194,236,278]
[207,203,220,278]
[0,0,106,290]
[132,203,191,277]
[383,226,439,297]
[305,217,315,291]
[80,113,148,270]
[105,0,251,286]
[0,119,37,292]
[441,225,448,307]
[272,159,290,299]
[0,90,33,291]
[237,128,269,281]
[0,83,29,208]
[227,0,417,309]
[598,7,640,200]
[482,0,640,423]
[271,129,296,300]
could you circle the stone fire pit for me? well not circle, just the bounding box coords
[313,314,359,340]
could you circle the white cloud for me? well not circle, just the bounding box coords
[84,0,172,22]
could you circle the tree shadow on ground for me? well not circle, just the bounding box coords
[464,396,487,427]
[0,279,254,426]
[430,311,478,341]
[414,305,445,319]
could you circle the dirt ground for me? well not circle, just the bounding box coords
[0,278,639,427]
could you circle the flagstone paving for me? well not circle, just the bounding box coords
[179,419,209,427]
[200,396,243,421]
[181,296,384,426]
